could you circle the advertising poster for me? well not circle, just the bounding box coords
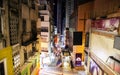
[75,53,82,66]
[89,58,109,75]
[91,18,119,34]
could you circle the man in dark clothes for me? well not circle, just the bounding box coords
[56,55,62,67]
[65,44,69,49]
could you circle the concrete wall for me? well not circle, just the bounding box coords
[0,0,10,48]
[22,4,29,19]
[20,46,25,66]
[21,4,30,66]
[37,18,41,29]
[90,33,120,62]
[30,9,37,21]
[93,0,120,17]
[78,2,93,31]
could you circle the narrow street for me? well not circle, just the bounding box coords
[39,52,87,75]
[39,64,86,75]
[0,0,120,75]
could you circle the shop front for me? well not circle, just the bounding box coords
[20,53,40,75]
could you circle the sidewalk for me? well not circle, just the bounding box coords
[48,55,58,67]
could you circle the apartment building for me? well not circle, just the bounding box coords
[0,0,40,75]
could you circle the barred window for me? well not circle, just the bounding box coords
[9,10,19,45]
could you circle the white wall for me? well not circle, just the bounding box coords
[90,33,120,62]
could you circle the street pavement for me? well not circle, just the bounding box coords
[39,53,87,75]
[39,67,79,75]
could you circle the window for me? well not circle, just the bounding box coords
[22,19,26,33]
[13,52,20,75]
[22,0,28,5]
[40,16,44,21]
[31,20,36,32]
[73,32,83,45]
[41,27,48,32]
[0,62,5,75]
[0,59,7,75]
[31,0,35,9]
[0,0,3,7]
[24,50,27,61]
[38,5,46,10]
[31,20,37,38]
[9,10,19,45]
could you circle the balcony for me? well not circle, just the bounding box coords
[39,10,49,15]
[22,0,28,5]
[21,32,38,46]
[38,5,47,10]
[39,0,47,5]
[30,0,35,9]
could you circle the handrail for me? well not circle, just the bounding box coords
[89,51,117,75]
[106,56,120,63]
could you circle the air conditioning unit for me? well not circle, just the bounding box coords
[113,36,120,50]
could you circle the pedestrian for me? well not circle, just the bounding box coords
[70,57,74,69]
[56,55,62,68]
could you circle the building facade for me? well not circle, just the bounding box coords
[76,0,120,75]
[38,0,53,53]
[0,0,40,75]
[20,0,40,75]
